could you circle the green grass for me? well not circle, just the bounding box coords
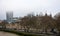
[0,30,41,36]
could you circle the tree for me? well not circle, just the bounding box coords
[20,13,37,32]
[54,12,60,33]
[39,13,56,33]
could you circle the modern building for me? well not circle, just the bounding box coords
[6,11,13,23]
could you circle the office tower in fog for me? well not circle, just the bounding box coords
[6,11,13,23]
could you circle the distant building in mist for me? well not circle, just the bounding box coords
[6,11,13,23]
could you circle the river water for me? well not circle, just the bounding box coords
[0,31,19,36]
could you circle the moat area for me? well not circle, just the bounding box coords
[0,31,19,36]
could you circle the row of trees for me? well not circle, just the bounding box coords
[20,12,60,33]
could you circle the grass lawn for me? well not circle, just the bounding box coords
[0,30,42,36]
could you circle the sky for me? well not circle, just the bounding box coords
[0,0,60,20]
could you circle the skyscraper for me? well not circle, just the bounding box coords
[6,11,13,23]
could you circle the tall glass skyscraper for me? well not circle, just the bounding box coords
[6,11,13,23]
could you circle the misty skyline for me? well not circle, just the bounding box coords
[0,0,60,20]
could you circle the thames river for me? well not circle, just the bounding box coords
[0,31,19,36]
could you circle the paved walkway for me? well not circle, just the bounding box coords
[0,31,19,36]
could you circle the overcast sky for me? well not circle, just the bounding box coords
[0,0,60,20]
